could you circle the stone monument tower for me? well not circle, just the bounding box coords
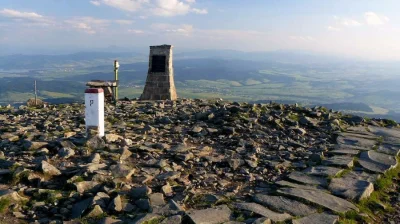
[140,45,177,100]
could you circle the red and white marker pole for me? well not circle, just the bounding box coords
[85,88,105,137]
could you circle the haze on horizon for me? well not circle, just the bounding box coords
[0,0,399,61]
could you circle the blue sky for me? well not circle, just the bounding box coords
[0,0,399,60]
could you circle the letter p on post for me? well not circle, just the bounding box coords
[85,88,105,137]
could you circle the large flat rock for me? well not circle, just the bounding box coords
[329,148,360,155]
[275,180,321,190]
[377,144,400,156]
[368,126,400,145]
[292,213,339,224]
[344,171,380,182]
[253,194,317,216]
[322,155,354,168]
[337,134,377,149]
[186,205,232,224]
[278,188,359,213]
[303,166,343,177]
[359,151,398,173]
[329,175,374,201]
[233,202,292,222]
[288,171,328,187]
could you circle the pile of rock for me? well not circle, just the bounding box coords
[0,99,398,224]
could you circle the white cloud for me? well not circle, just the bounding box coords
[151,23,193,36]
[341,19,362,26]
[365,12,389,26]
[115,20,134,25]
[0,8,52,25]
[191,8,208,14]
[65,17,110,34]
[90,1,101,6]
[290,36,315,41]
[128,29,144,34]
[97,0,206,17]
[327,26,341,32]
[334,16,362,26]
[102,0,148,12]
[151,0,190,16]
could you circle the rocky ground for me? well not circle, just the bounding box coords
[0,99,399,224]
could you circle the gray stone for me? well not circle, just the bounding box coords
[322,155,354,168]
[110,163,136,179]
[23,141,48,150]
[186,204,232,224]
[74,181,101,193]
[233,202,292,222]
[130,186,152,199]
[135,199,151,211]
[105,133,122,143]
[0,190,28,202]
[303,166,343,177]
[344,171,380,182]
[40,160,61,176]
[130,213,163,224]
[287,171,328,187]
[152,199,184,216]
[253,194,317,216]
[120,146,133,161]
[86,136,105,150]
[329,175,374,201]
[156,171,181,181]
[359,151,398,173]
[251,218,271,224]
[89,153,101,163]
[58,147,75,158]
[108,195,123,212]
[337,134,377,149]
[377,144,400,156]
[71,197,94,219]
[160,215,182,224]
[329,148,359,155]
[149,193,166,207]
[99,217,123,224]
[368,126,400,145]
[275,180,321,190]
[292,213,339,224]
[86,204,103,218]
[278,188,358,213]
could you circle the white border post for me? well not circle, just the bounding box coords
[85,88,105,137]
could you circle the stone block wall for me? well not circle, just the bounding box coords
[140,45,178,101]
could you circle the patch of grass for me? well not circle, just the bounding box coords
[73,176,85,183]
[215,195,236,205]
[334,168,352,178]
[338,219,358,224]
[353,156,400,222]
[143,217,165,224]
[188,194,214,209]
[383,119,398,127]
[375,157,400,191]
[0,198,11,213]
[288,114,300,121]
[32,190,61,204]
[236,214,246,222]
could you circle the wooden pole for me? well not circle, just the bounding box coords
[34,80,37,106]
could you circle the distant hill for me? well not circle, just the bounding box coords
[0,52,145,70]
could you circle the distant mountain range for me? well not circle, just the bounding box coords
[0,49,365,70]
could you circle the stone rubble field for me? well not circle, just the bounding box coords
[0,99,399,224]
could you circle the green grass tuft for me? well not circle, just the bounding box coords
[0,198,11,213]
